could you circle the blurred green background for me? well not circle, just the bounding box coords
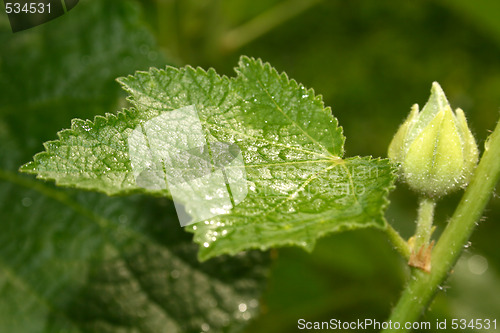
[1,0,499,332]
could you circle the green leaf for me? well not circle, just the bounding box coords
[21,56,395,260]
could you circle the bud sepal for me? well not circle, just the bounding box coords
[388,82,479,198]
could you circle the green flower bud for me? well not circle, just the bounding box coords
[388,82,479,198]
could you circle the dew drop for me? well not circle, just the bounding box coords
[468,254,488,275]
[139,44,149,54]
[249,299,259,308]
[118,215,128,224]
[238,303,247,312]
[21,197,32,207]
[81,123,92,132]
[203,242,210,248]
[148,51,158,61]
[201,323,210,332]
[170,270,180,279]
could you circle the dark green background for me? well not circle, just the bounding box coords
[1,0,499,332]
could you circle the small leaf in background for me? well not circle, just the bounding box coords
[0,0,164,156]
[0,134,269,332]
[21,56,395,260]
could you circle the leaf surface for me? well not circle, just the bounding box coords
[21,57,395,260]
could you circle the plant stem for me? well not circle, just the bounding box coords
[220,0,321,53]
[414,197,436,251]
[156,0,182,65]
[385,224,411,261]
[382,119,500,333]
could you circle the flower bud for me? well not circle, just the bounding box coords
[388,82,479,198]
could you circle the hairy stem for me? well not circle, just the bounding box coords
[157,0,180,63]
[385,224,411,261]
[382,119,500,332]
[414,197,435,250]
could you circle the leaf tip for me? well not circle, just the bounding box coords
[238,55,254,66]
[19,161,36,174]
